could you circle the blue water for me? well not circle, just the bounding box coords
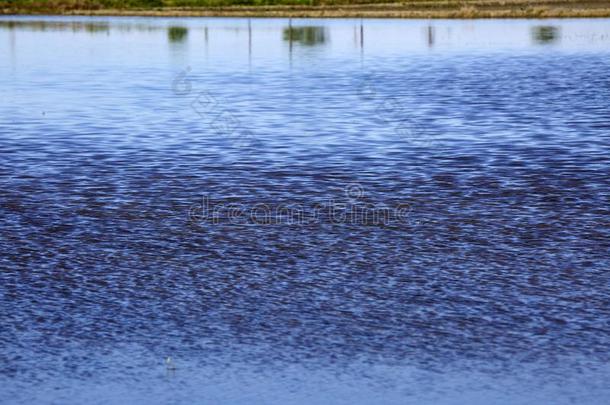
[1,16,610,404]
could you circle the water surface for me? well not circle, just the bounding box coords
[1,16,610,405]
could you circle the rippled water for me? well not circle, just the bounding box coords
[1,16,610,404]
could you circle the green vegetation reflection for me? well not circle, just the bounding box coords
[168,26,188,42]
[532,26,560,44]
[282,26,327,46]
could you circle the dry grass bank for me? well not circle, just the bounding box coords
[2,0,610,18]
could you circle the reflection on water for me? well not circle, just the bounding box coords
[283,25,328,46]
[168,26,188,43]
[532,25,560,44]
[1,16,610,405]
[426,25,435,47]
[0,19,110,33]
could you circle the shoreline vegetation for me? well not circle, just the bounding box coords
[3,0,610,18]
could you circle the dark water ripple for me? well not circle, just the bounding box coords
[1,17,610,404]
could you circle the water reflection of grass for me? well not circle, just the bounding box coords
[0,20,110,33]
[283,26,327,46]
[168,26,188,42]
[532,26,560,44]
[3,0,610,17]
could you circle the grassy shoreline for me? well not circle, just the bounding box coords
[3,0,610,18]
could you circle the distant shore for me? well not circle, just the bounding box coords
[3,0,610,19]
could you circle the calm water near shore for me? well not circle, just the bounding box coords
[1,16,610,404]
